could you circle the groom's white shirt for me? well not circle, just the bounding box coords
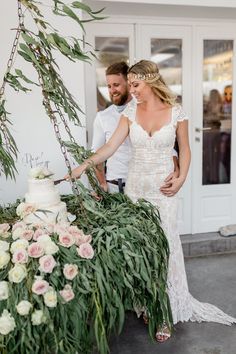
[91,100,134,181]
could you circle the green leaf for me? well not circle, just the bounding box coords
[62,5,85,32]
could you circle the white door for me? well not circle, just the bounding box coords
[137,24,192,234]
[192,26,236,233]
[84,23,135,146]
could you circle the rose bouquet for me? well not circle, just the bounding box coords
[0,219,96,354]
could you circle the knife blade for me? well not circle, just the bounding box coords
[54,178,65,185]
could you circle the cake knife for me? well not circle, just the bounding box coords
[54,178,66,185]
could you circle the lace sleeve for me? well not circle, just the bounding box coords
[173,104,189,126]
[122,99,137,122]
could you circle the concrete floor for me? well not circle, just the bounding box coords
[109,253,236,354]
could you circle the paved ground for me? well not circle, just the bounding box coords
[109,253,236,354]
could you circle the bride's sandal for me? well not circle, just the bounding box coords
[155,324,171,343]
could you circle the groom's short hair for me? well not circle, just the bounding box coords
[105,61,129,78]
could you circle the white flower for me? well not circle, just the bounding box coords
[8,264,27,283]
[43,288,57,308]
[12,227,25,240]
[0,240,9,252]
[0,310,16,335]
[10,239,29,254]
[0,251,10,269]
[31,309,46,326]
[0,281,9,300]
[37,235,59,255]
[29,166,53,179]
[16,300,32,316]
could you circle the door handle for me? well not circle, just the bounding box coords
[195,127,212,133]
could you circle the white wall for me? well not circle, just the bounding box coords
[0,1,86,205]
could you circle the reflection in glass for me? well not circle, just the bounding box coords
[202,40,233,185]
[95,37,129,111]
[151,38,182,103]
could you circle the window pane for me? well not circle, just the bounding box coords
[202,40,233,185]
[151,38,182,103]
[95,37,129,111]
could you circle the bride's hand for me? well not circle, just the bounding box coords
[160,176,185,197]
[64,165,86,181]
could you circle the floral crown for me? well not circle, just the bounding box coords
[127,72,160,81]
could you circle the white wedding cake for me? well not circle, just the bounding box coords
[23,167,68,224]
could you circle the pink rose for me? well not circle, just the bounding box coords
[77,243,94,259]
[63,264,78,280]
[32,279,50,295]
[21,230,34,241]
[12,249,28,264]
[59,284,75,303]
[0,223,10,234]
[16,203,37,218]
[28,243,44,258]
[33,229,48,241]
[75,234,92,246]
[12,221,26,232]
[59,234,75,248]
[68,226,83,237]
[39,255,56,273]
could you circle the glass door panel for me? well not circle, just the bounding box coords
[151,38,182,103]
[95,37,129,111]
[202,40,233,185]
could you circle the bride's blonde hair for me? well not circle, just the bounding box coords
[127,60,176,106]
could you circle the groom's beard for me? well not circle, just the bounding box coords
[111,91,129,106]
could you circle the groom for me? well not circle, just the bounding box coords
[91,61,179,194]
[91,62,133,193]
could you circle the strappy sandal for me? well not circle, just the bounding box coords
[155,323,171,343]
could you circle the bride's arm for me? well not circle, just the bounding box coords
[160,120,191,196]
[176,120,191,183]
[65,116,129,179]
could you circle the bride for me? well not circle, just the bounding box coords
[65,59,236,342]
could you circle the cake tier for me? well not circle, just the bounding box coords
[25,177,60,207]
[23,202,68,224]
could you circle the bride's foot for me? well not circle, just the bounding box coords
[143,313,149,325]
[155,324,171,343]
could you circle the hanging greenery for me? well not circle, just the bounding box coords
[0,0,105,179]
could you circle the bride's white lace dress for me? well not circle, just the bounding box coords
[123,101,236,325]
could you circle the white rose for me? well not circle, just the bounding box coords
[0,240,9,252]
[29,167,42,178]
[43,288,57,308]
[8,264,27,283]
[12,227,25,240]
[37,235,59,255]
[44,241,59,255]
[0,251,10,269]
[31,309,46,326]
[0,281,9,300]
[0,310,16,335]
[16,300,32,316]
[10,239,29,254]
